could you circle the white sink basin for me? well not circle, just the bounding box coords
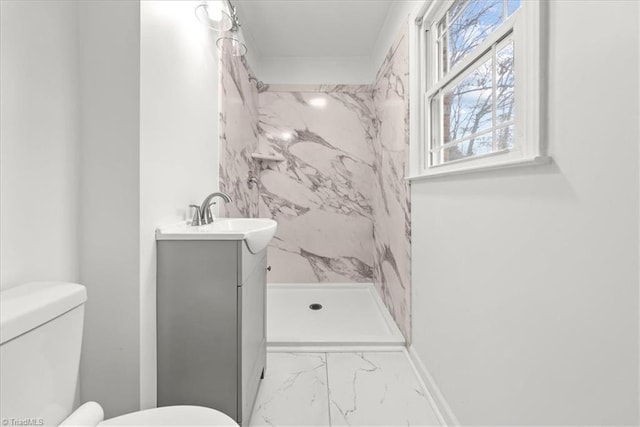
[156,218,277,253]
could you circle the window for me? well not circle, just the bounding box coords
[415,0,546,177]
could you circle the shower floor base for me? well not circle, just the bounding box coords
[267,283,405,350]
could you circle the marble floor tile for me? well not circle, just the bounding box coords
[250,353,330,426]
[326,352,441,426]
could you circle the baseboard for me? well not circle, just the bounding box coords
[407,345,460,427]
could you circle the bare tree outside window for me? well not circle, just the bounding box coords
[430,0,519,165]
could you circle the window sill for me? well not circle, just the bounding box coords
[406,155,552,182]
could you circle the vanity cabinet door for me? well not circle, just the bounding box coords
[157,240,239,419]
[157,240,267,426]
[238,247,267,424]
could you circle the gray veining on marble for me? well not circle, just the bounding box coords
[250,353,330,426]
[327,352,440,426]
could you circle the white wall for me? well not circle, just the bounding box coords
[0,0,80,290]
[411,1,639,425]
[370,1,421,77]
[256,55,375,85]
[245,1,422,85]
[78,1,141,418]
[139,0,220,409]
[79,0,220,415]
[1,0,220,417]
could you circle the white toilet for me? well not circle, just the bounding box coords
[0,282,238,427]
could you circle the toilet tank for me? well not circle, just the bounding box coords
[0,282,87,426]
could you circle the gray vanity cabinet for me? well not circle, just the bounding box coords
[157,239,267,425]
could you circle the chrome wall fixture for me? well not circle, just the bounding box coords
[248,75,266,91]
[195,0,247,57]
[223,0,241,33]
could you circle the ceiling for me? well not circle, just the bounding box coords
[233,1,395,58]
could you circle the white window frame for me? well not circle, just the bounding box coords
[410,0,549,180]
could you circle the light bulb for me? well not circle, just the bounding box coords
[195,2,232,32]
[207,1,223,21]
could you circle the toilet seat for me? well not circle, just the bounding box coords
[99,406,238,426]
[61,402,238,427]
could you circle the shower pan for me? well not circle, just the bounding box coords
[267,283,405,350]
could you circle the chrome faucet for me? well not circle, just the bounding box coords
[198,192,232,225]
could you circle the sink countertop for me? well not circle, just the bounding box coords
[156,218,278,253]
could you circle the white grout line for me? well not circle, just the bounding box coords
[324,352,333,427]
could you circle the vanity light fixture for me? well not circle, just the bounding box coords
[196,0,248,57]
[216,36,247,57]
[217,0,247,57]
[195,1,233,32]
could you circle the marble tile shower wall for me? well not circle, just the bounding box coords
[219,25,410,339]
[219,53,260,218]
[371,26,411,339]
[257,86,376,283]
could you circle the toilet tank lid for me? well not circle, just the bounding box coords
[1,282,87,345]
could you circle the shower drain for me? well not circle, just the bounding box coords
[309,303,323,310]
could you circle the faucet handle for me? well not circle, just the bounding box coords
[204,201,216,224]
[189,205,202,226]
